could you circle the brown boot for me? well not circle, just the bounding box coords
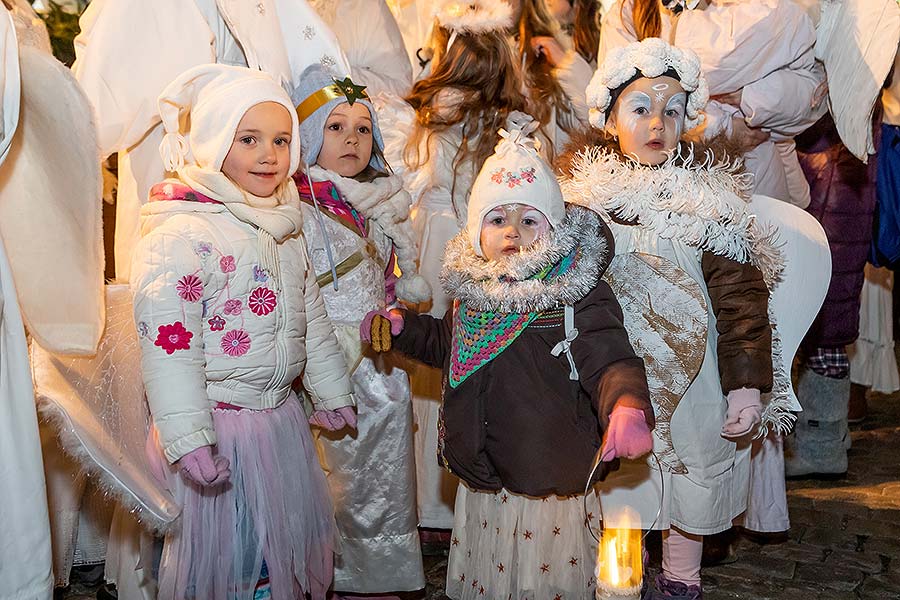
[848,382,868,424]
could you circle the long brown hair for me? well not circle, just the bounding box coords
[404,25,527,191]
[571,0,601,64]
[517,0,576,150]
[626,0,662,40]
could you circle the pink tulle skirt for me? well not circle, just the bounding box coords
[149,395,336,600]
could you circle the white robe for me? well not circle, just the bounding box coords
[72,0,349,280]
[0,9,53,599]
[312,0,413,97]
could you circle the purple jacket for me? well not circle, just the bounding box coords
[796,114,878,348]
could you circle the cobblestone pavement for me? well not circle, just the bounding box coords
[419,388,900,600]
[61,390,900,600]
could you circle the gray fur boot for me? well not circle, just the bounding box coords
[784,367,850,477]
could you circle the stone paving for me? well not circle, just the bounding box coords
[61,389,900,599]
[417,388,900,600]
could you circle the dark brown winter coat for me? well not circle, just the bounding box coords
[393,206,652,496]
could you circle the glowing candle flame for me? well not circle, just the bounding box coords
[595,507,642,599]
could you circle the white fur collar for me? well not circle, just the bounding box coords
[441,205,608,313]
[560,144,783,287]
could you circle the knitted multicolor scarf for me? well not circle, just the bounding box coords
[448,247,579,388]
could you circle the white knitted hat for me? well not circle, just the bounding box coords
[467,113,565,256]
[586,38,709,132]
[157,64,301,176]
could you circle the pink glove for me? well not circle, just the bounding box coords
[600,406,653,462]
[309,406,358,431]
[721,387,761,439]
[359,309,404,343]
[177,446,231,487]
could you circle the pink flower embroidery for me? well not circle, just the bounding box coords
[154,322,193,354]
[220,255,236,273]
[248,287,277,316]
[221,329,251,357]
[521,167,536,183]
[208,314,226,331]
[223,299,242,316]
[176,274,203,302]
[490,168,505,184]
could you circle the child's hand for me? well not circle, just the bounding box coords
[721,387,761,439]
[530,36,567,67]
[177,446,231,487]
[309,406,358,431]
[600,405,654,462]
[360,309,404,351]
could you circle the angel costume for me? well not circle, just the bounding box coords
[296,166,426,592]
[0,3,104,598]
[560,134,828,534]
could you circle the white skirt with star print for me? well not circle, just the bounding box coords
[445,484,601,600]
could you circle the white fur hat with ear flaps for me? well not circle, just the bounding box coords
[467,112,566,257]
[157,64,301,176]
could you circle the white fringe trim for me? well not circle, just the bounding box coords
[561,146,793,432]
[37,399,178,534]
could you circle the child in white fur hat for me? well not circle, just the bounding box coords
[362,119,654,599]
[288,64,429,595]
[130,63,355,600]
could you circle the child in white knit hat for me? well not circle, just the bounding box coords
[362,118,654,599]
[130,63,355,600]
[288,64,430,595]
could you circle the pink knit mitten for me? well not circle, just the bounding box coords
[177,446,231,487]
[600,405,653,462]
[721,387,762,439]
[309,406,358,431]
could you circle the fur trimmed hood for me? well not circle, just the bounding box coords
[556,132,783,288]
[440,205,609,313]
[305,165,432,303]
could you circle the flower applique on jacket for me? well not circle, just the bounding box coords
[142,181,280,361]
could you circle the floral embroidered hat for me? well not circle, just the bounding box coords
[466,112,565,257]
[586,37,709,132]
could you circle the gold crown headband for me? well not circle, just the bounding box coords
[295,77,370,124]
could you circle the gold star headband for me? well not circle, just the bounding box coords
[295,77,370,124]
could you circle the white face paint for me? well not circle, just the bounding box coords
[610,76,687,167]
[665,92,687,138]
[617,91,652,134]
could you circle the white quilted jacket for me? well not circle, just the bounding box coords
[131,196,353,463]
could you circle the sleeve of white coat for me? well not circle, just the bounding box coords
[72,0,212,157]
[331,0,412,97]
[131,232,214,464]
[300,244,354,411]
[740,49,827,139]
[597,1,638,66]
[554,50,593,124]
